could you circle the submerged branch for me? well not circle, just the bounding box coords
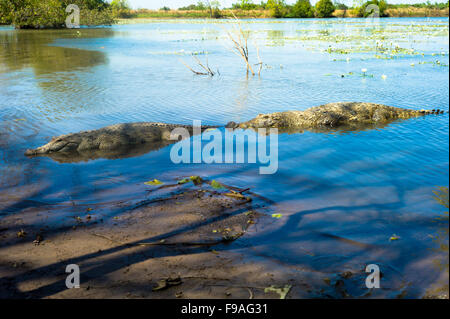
[180,56,216,76]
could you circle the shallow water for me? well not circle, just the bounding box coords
[0,18,449,298]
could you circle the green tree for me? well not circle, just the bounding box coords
[358,0,388,17]
[0,0,113,28]
[267,0,287,17]
[239,0,258,9]
[291,0,314,17]
[314,0,335,17]
[111,0,132,18]
[333,1,348,10]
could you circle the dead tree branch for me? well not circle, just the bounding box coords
[180,55,216,76]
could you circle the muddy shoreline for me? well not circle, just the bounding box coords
[1,178,448,299]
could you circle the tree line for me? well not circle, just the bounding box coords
[1,0,448,28]
[176,0,447,18]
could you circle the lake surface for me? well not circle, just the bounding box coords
[0,18,449,298]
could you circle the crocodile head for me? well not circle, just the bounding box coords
[25,136,79,156]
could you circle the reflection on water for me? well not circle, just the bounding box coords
[29,139,176,163]
[0,29,110,75]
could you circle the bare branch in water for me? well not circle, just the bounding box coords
[223,13,256,76]
[180,56,216,76]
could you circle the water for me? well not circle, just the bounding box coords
[0,18,448,298]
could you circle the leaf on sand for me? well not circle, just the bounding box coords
[144,179,164,186]
[190,176,203,186]
[222,231,244,242]
[211,180,225,189]
[272,213,283,219]
[17,229,27,238]
[264,285,292,299]
[389,234,400,241]
[152,277,182,291]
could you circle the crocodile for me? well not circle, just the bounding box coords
[226,102,444,133]
[25,103,444,162]
[24,122,213,163]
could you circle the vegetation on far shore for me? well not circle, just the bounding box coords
[0,0,117,28]
[127,0,449,19]
[0,0,448,29]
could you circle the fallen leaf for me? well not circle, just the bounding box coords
[272,213,283,219]
[210,180,225,189]
[152,277,182,291]
[190,176,203,185]
[17,229,27,238]
[144,179,164,186]
[175,291,183,298]
[224,192,245,199]
[389,234,400,241]
[264,285,292,299]
[177,178,190,184]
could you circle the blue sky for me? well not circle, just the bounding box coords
[122,0,442,10]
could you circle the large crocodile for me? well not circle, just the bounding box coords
[24,122,214,163]
[226,102,444,132]
[25,103,444,162]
